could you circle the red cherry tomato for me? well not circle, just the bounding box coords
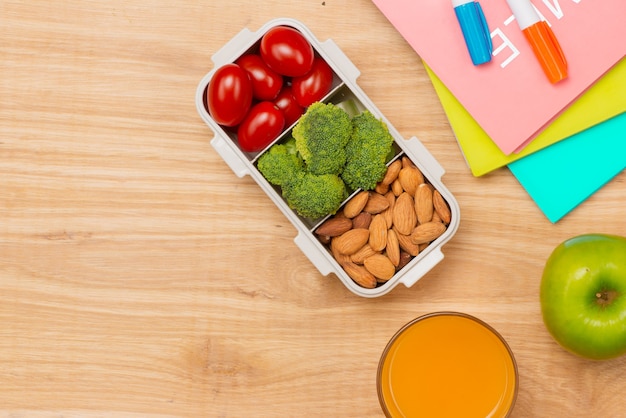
[260,26,314,77]
[235,54,284,101]
[237,102,285,152]
[291,57,334,107]
[207,63,253,127]
[273,85,305,127]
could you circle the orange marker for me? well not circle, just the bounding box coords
[506,0,568,83]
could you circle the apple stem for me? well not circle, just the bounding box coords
[596,290,618,307]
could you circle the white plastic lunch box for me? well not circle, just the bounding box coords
[195,18,460,297]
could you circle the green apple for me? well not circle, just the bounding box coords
[540,233,626,360]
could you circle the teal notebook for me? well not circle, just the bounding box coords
[508,112,626,223]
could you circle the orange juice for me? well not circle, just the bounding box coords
[377,312,518,417]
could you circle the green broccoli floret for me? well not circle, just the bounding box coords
[342,110,394,191]
[282,172,347,219]
[257,103,396,219]
[292,102,353,176]
[257,138,304,187]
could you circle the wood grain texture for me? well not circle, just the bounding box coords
[1,1,625,416]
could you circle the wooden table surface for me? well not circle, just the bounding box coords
[1,1,625,416]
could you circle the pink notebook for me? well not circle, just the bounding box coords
[372,0,626,155]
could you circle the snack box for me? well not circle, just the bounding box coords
[195,18,460,297]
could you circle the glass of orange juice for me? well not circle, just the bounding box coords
[377,312,518,417]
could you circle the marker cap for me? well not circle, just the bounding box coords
[523,21,568,83]
[453,1,493,66]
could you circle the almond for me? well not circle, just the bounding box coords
[382,191,395,228]
[398,166,424,195]
[386,229,401,267]
[381,159,402,185]
[343,261,377,289]
[333,210,347,219]
[415,183,434,224]
[315,217,352,237]
[401,156,414,169]
[391,178,404,196]
[410,222,447,244]
[343,191,369,218]
[392,192,417,235]
[364,254,396,282]
[397,251,413,270]
[433,190,452,224]
[351,243,379,264]
[352,211,372,230]
[375,181,390,195]
[330,238,352,266]
[368,214,388,252]
[317,234,331,245]
[363,192,390,214]
[394,227,421,256]
[333,228,370,255]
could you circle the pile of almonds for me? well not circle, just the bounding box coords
[314,156,452,289]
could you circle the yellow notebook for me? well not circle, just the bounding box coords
[425,58,626,177]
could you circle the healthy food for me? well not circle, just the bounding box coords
[292,102,352,176]
[256,137,347,219]
[316,157,451,288]
[378,314,517,417]
[257,102,395,219]
[235,54,283,101]
[273,85,304,128]
[237,101,285,152]
[207,63,253,127]
[281,172,347,220]
[291,57,334,107]
[342,110,394,191]
[540,233,626,360]
[207,26,334,153]
[293,102,393,187]
[255,138,302,186]
[199,21,460,297]
[259,26,315,77]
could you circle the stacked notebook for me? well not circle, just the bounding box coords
[372,0,626,222]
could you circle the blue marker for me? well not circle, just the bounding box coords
[452,0,493,65]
